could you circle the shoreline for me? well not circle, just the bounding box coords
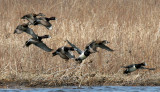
[0,79,159,89]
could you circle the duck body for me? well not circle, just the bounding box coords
[123,62,147,74]
[75,49,91,63]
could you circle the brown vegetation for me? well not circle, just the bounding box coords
[0,0,160,87]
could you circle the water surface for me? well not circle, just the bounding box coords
[0,86,160,92]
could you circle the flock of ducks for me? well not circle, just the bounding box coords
[14,13,155,74]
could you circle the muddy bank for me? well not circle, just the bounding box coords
[0,78,159,88]
[0,69,159,88]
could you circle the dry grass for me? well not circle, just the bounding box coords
[0,0,160,87]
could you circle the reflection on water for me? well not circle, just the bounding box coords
[0,86,160,92]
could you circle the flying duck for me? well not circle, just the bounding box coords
[122,62,155,74]
[14,23,38,38]
[24,35,53,52]
[52,46,75,61]
[86,40,114,53]
[66,40,91,64]
[21,13,45,25]
[34,16,56,30]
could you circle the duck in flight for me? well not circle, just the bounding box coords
[85,40,114,53]
[24,35,53,52]
[21,13,56,30]
[122,62,155,74]
[34,16,56,30]
[14,22,38,38]
[21,13,45,25]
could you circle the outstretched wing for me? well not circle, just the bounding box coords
[21,14,35,24]
[66,40,82,54]
[35,17,52,30]
[98,44,114,51]
[140,67,156,70]
[121,64,134,68]
[25,28,38,38]
[14,29,23,34]
[34,42,53,52]
[147,68,156,70]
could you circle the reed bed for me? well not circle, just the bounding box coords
[0,0,160,87]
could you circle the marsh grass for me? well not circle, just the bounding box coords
[0,0,160,87]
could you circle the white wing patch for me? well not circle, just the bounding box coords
[79,52,87,60]
[48,26,52,30]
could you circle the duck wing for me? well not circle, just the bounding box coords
[27,18,35,24]
[35,18,52,30]
[121,64,134,68]
[147,68,156,70]
[140,67,156,70]
[98,44,114,51]
[25,28,38,38]
[14,29,23,34]
[21,14,35,24]
[66,40,82,54]
[37,19,51,26]
[34,42,53,52]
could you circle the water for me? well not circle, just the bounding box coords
[0,86,160,92]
